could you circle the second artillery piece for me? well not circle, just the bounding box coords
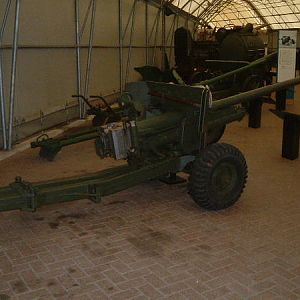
[174,24,268,85]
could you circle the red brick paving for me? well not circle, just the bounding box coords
[0,106,300,299]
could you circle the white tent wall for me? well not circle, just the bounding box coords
[0,0,194,148]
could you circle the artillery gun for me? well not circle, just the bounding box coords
[30,52,277,161]
[0,76,300,213]
[174,24,267,85]
[138,24,273,95]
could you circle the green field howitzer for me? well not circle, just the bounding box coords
[1,76,300,213]
[31,52,277,161]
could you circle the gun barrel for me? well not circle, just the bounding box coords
[197,52,277,87]
[211,76,300,110]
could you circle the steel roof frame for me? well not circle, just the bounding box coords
[159,0,300,29]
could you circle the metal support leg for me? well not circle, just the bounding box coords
[83,0,97,118]
[75,0,82,119]
[167,14,177,60]
[282,114,300,160]
[152,9,161,65]
[276,89,286,111]
[147,8,160,66]
[248,98,263,128]
[0,57,6,149]
[159,172,186,184]
[80,0,93,39]
[118,0,124,94]
[122,1,136,40]
[8,0,21,150]
[161,1,166,71]
[0,0,12,150]
[145,1,149,65]
[125,0,137,86]
[270,110,300,160]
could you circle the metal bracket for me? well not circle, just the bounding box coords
[88,184,102,203]
[159,173,186,185]
[9,177,37,212]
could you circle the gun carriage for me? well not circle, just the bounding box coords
[1,75,300,213]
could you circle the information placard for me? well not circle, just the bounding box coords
[277,30,297,83]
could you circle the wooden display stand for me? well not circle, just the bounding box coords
[271,109,300,160]
[276,89,287,111]
[248,98,263,128]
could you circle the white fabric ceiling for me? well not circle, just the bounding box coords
[167,0,300,29]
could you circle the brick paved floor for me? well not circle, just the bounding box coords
[0,105,300,299]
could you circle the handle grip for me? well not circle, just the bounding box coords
[72,95,93,108]
[89,95,116,115]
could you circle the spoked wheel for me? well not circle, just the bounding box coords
[189,143,248,210]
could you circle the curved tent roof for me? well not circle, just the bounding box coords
[166,0,300,29]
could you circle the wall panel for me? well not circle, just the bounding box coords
[0,0,195,146]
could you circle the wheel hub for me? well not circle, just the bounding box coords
[212,162,237,195]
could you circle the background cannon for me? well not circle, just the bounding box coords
[174,24,267,84]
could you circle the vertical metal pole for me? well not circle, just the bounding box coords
[83,0,97,117]
[122,3,136,40]
[168,15,177,61]
[118,0,124,94]
[0,0,12,150]
[0,52,7,148]
[161,1,166,71]
[7,0,20,150]
[75,0,83,118]
[145,1,149,65]
[152,9,161,66]
[149,10,160,42]
[125,0,137,86]
[79,0,93,38]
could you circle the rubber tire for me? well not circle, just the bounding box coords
[189,143,247,210]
